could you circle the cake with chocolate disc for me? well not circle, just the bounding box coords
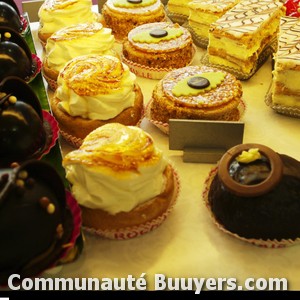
[207,0,285,78]
[0,76,49,167]
[0,26,35,82]
[50,54,144,147]
[102,0,166,41]
[63,123,178,239]
[206,143,300,243]
[270,16,300,110]
[122,22,194,72]
[38,0,102,47]
[42,22,117,90]
[149,65,243,124]
[0,160,74,285]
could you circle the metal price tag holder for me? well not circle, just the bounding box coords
[169,119,245,163]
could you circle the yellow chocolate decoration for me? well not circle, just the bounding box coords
[236,148,262,164]
[113,0,156,8]
[132,28,184,43]
[172,72,225,97]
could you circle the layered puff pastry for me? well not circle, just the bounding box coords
[50,55,144,147]
[62,123,177,234]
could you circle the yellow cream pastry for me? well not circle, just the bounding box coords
[42,22,116,88]
[62,123,176,235]
[102,0,166,41]
[167,0,192,19]
[271,17,300,109]
[50,54,144,146]
[38,0,102,46]
[208,0,285,76]
[188,0,240,42]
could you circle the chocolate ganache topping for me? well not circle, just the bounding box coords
[0,160,73,285]
[0,77,47,167]
[218,143,283,197]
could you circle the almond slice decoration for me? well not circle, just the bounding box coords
[217,143,283,197]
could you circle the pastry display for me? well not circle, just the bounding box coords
[0,159,76,284]
[204,143,300,247]
[166,0,191,24]
[38,0,102,47]
[102,0,166,41]
[267,16,300,116]
[122,22,194,78]
[187,0,240,47]
[63,123,179,239]
[0,76,54,167]
[50,54,144,147]
[148,65,243,128]
[42,22,117,90]
[0,26,38,82]
[207,0,285,79]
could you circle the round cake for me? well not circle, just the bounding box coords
[62,123,178,239]
[0,76,47,167]
[50,54,144,147]
[122,22,194,70]
[0,160,74,285]
[42,22,117,90]
[102,0,166,41]
[38,0,102,47]
[206,143,300,242]
[150,65,243,124]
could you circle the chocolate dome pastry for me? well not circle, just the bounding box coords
[0,160,73,285]
[207,143,300,242]
[0,1,23,32]
[0,76,50,167]
[0,26,36,81]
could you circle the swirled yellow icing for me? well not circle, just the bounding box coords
[63,123,168,214]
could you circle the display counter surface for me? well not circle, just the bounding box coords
[29,19,300,291]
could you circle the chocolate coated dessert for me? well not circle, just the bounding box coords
[0,26,34,81]
[0,1,23,32]
[0,77,47,167]
[0,160,73,285]
[208,143,300,240]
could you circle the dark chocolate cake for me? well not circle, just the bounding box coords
[0,160,73,285]
[208,143,300,241]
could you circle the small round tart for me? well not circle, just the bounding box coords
[102,0,166,41]
[123,22,194,70]
[150,65,243,124]
[205,143,300,243]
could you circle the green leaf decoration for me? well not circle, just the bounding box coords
[132,28,184,43]
[113,0,156,8]
[172,72,226,97]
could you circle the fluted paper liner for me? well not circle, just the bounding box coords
[145,97,247,135]
[165,6,188,25]
[203,167,300,248]
[121,45,196,80]
[83,166,180,240]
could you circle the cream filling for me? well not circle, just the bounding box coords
[45,27,115,73]
[56,64,136,120]
[38,0,98,34]
[167,0,191,16]
[64,154,168,215]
